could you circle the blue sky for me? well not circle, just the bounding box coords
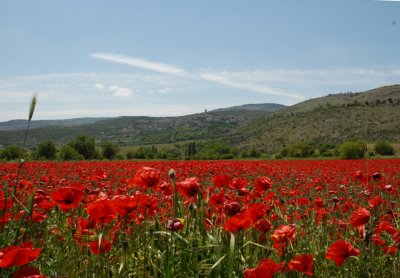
[0,0,399,121]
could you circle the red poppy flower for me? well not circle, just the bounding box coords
[270,225,296,243]
[87,199,116,224]
[243,258,281,278]
[177,177,201,199]
[325,239,360,266]
[254,176,273,192]
[0,193,12,210]
[254,219,272,233]
[350,207,370,227]
[229,177,247,190]
[212,175,231,188]
[0,241,41,268]
[371,172,381,180]
[314,197,325,208]
[223,204,267,233]
[134,166,161,188]
[158,182,172,196]
[287,254,313,276]
[224,201,241,216]
[223,211,254,233]
[209,192,225,207]
[368,196,383,209]
[50,186,84,212]
[137,193,159,217]
[112,195,139,217]
[89,238,112,254]
[12,266,45,278]
[353,171,363,180]
[254,219,272,242]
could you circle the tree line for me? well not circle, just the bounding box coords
[0,134,396,161]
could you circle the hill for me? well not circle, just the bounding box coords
[212,103,286,112]
[0,109,276,148]
[1,86,400,154]
[0,117,108,131]
[234,85,400,152]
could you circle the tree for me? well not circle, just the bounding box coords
[374,141,395,156]
[0,145,25,161]
[338,140,367,159]
[287,142,314,158]
[68,135,97,160]
[34,140,57,160]
[185,142,198,159]
[58,145,84,161]
[101,141,120,160]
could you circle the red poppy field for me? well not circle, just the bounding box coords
[0,159,399,277]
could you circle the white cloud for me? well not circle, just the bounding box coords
[113,87,133,97]
[200,67,400,99]
[200,72,304,100]
[90,52,189,77]
[94,83,105,90]
[157,88,175,94]
[1,66,399,121]
[392,69,400,76]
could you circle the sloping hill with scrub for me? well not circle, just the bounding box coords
[0,109,276,148]
[234,85,400,152]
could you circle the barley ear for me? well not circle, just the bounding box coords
[28,93,38,122]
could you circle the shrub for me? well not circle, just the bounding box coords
[279,147,289,157]
[126,151,134,160]
[101,141,120,160]
[34,140,57,160]
[338,140,367,159]
[287,142,314,158]
[374,141,395,156]
[68,135,97,160]
[0,145,25,161]
[58,145,84,161]
[318,143,336,157]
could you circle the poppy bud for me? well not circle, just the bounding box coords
[169,169,176,179]
[168,218,184,231]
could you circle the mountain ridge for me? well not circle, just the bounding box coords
[0,103,283,132]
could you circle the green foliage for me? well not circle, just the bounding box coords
[0,145,25,161]
[185,141,197,159]
[279,147,289,157]
[287,142,314,157]
[338,140,367,159]
[318,143,336,157]
[68,135,98,160]
[101,141,120,160]
[195,140,236,159]
[58,145,84,161]
[157,146,183,160]
[130,146,158,159]
[374,141,395,156]
[241,148,261,158]
[33,140,57,160]
[277,142,315,158]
